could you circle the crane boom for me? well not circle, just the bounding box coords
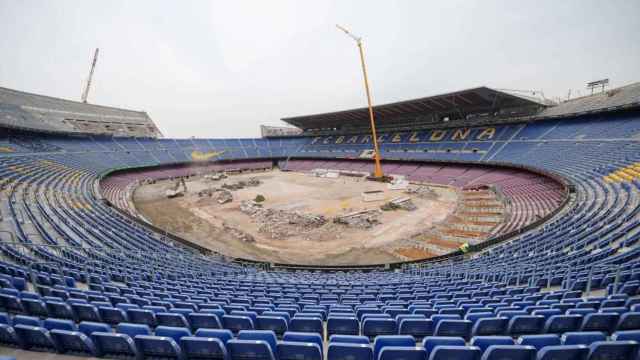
[81,48,99,103]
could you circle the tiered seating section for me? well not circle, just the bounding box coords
[0,104,637,359]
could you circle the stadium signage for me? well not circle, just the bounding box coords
[310,127,497,145]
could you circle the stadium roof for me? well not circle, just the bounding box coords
[0,86,162,137]
[282,87,546,131]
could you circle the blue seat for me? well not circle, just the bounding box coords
[399,319,433,339]
[470,336,515,353]
[580,313,619,333]
[327,343,372,360]
[479,345,535,360]
[158,312,190,328]
[77,321,110,336]
[0,324,21,348]
[472,317,508,336]
[561,332,606,346]
[282,331,323,353]
[611,330,640,342]
[379,346,426,360]
[428,345,481,360]
[117,322,152,337]
[189,313,222,331]
[533,309,562,320]
[587,340,639,360]
[373,335,415,360]
[127,308,157,327]
[156,325,192,342]
[237,330,278,355]
[50,329,98,356]
[327,317,359,338]
[72,303,101,322]
[99,306,127,325]
[545,315,582,334]
[135,334,185,359]
[257,316,288,336]
[290,317,323,335]
[230,311,258,324]
[180,336,228,360]
[616,312,640,331]
[223,315,254,333]
[227,339,276,360]
[22,298,48,317]
[434,319,472,340]
[329,335,370,344]
[46,301,74,320]
[422,336,466,358]
[431,314,461,327]
[13,315,41,327]
[195,328,234,344]
[43,318,76,331]
[91,331,140,359]
[507,315,545,336]
[516,334,561,350]
[536,345,589,360]
[277,341,322,360]
[0,294,23,313]
[14,324,57,352]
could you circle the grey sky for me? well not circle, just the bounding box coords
[1,1,639,138]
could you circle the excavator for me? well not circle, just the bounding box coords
[165,178,187,198]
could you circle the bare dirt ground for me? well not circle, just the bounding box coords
[133,170,458,265]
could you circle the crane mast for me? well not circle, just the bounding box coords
[81,48,99,103]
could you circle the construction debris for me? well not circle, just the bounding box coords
[381,196,417,211]
[214,189,233,204]
[333,209,381,229]
[204,172,227,181]
[221,177,262,191]
[239,200,327,239]
[406,185,437,199]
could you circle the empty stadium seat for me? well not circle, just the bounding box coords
[587,340,639,360]
[428,345,481,360]
[327,343,372,360]
[227,339,276,360]
[134,334,184,359]
[373,335,415,360]
[480,345,536,360]
[536,345,589,360]
[180,336,228,360]
[378,346,427,360]
[277,341,322,360]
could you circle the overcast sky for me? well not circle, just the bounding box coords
[1,1,639,138]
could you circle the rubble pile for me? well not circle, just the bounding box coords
[406,185,437,199]
[214,189,233,204]
[381,197,417,211]
[333,209,381,229]
[221,177,262,191]
[240,200,327,239]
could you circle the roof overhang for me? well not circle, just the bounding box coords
[282,87,546,131]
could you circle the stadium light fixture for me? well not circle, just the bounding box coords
[336,24,384,179]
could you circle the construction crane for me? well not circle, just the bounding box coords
[81,48,99,103]
[336,25,384,179]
